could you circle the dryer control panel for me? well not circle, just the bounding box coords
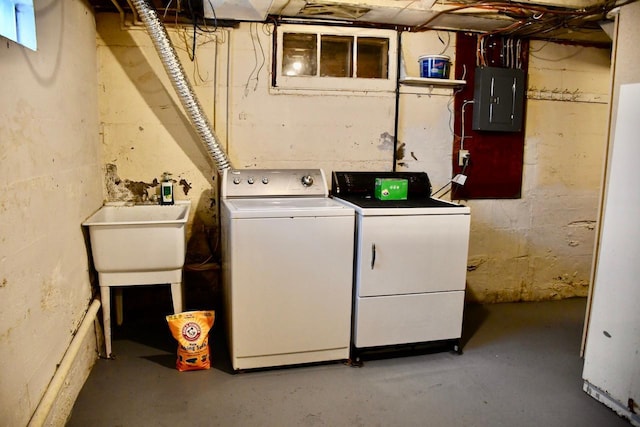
[222,169,328,199]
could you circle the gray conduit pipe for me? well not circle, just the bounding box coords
[130,0,232,174]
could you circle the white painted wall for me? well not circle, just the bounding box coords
[467,43,610,302]
[98,19,610,303]
[97,14,224,258]
[0,0,103,425]
[396,31,460,184]
[228,24,397,172]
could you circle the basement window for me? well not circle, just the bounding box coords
[275,25,396,92]
[0,0,36,50]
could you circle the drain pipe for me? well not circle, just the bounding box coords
[28,299,101,427]
[392,30,402,172]
[130,0,232,174]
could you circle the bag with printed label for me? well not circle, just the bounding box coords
[166,310,215,371]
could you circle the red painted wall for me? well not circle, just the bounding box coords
[451,33,529,199]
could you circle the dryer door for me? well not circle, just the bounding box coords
[356,213,470,297]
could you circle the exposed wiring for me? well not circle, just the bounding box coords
[168,0,223,66]
[438,188,452,198]
[432,180,453,197]
[184,0,220,36]
[244,22,267,94]
[173,25,217,83]
[205,0,218,31]
[476,34,526,69]
[249,23,260,92]
[439,99,474,200]
[447,64,466,137]
[414,0,637,40]
[163,0,173,19]
[437,31,451,54]
[460,99,475,152]
[447,90,463,136]
[184,255,221,271]
[530,45,585,61]
[254,24,267,88]
[244,23,259,94]
[191,16,197,61]
[262,19,276,37]
[477,22,527,68]
[433,158,470,198]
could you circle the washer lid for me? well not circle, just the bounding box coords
[223,197,355,218]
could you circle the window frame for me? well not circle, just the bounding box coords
[0,0,37,51]
[274,24,397,93]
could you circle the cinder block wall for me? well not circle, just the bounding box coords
[98,19,610,303]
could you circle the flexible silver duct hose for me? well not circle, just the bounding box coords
[131,0,232,173]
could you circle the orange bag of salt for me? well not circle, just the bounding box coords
[166,310,215,371]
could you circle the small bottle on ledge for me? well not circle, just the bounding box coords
[160,172,174,205]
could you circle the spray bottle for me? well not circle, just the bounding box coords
[160,172,174,205]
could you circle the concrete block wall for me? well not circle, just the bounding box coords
[396,31,462,190]
[465,43,610,302]
[0,4,624,424]
[227,24,397,172]
[97,19,610,303]
[96,15,223,260]
[0,0,103,425]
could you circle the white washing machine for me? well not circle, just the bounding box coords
[220,169,355,371]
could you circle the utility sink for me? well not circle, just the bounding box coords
[83,201,190,279]
[82,201,190,358]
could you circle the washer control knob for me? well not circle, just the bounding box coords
[262,177,269,184]
[233,177,241,185]
[247,177,255,185]
[301,175,314,187]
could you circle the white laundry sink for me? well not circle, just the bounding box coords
[83,201,190,279]
[83,200,191,358]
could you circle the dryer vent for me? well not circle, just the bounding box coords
[130,0,232,174]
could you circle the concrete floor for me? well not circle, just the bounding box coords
[67,298,629,426]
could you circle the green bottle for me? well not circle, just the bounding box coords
[161,172,174,205]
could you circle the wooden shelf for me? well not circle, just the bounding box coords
[399,76,466,87]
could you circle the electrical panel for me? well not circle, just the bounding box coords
[472,67,525,132]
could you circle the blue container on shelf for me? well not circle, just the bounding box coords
[418,54,451,79]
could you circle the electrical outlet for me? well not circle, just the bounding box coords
[459,150,470,166]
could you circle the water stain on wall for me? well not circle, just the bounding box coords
[105,163,159,203]
[395,141,407,168]
[568,220,596,230]
[377,132,394,151]
[467,255,487,272]
[179,179,192,195]
[396,142,406,160]
[126,179,158,200]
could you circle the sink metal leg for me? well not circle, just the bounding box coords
[100,286,112,358]
[114,288,124,326]
[170,282,184,313]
